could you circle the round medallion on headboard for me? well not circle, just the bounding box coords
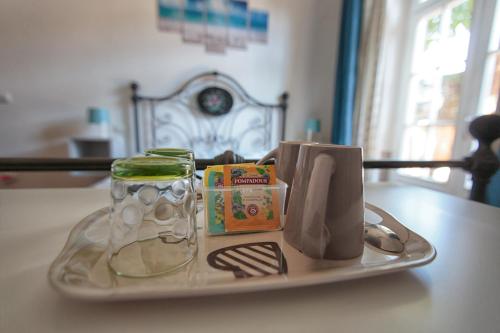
[197,87,234,116]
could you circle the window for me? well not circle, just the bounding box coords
[393,0,499,195]
[477,1,500,115]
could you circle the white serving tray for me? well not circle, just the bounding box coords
[48,205,436,301]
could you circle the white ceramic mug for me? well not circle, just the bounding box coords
[284,143,364,260]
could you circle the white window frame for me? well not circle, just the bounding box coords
[390,0,498,197]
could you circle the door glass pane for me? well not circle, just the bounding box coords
[465,0,500,189]
[478,52,500,115]
[400,125,455,183]
[488,0,500,51]
[399,0,473,183]
[478,0,500,116]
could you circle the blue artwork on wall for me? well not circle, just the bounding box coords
[158,0,183,32]
[248,10,268,43]
[157,0,268,54]
[182,0,206,42]
[227,0,248,48]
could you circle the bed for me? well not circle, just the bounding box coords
[131,71,288,159]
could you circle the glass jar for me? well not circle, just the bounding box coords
[108,156,197,277]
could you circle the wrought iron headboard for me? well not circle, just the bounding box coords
[131,71,288,158]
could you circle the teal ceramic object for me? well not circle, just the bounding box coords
[88,107,110,124]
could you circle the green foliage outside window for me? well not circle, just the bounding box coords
[424,0,473,49]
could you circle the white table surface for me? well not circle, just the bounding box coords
[1,183,499,333]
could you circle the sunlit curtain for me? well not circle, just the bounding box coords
[352,0,386,156]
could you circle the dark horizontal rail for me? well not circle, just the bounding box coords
[363,160,469,169]
[0,158,470,172]
[3,115,497,204]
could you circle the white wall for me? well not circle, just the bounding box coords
[0,0,341,157]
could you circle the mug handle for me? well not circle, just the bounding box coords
[300,153,336,259]
[256,148,278,165]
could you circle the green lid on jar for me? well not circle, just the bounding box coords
[144,148,195,161]
[112,156,193,181]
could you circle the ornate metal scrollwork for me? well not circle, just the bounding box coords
[131,71,288,159]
